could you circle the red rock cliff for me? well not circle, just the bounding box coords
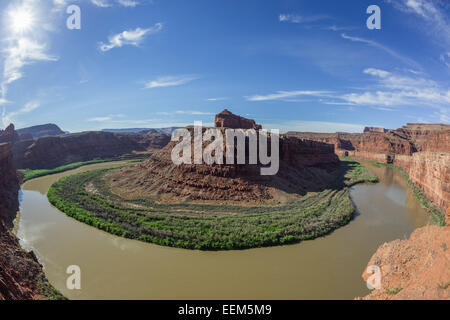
[289,123,450,212]
[0,143,62,300]
[215,109,262,130]
[12,131,170,169]
[360,224,449,300]
[0,143,20,227]
[0,124,20,144]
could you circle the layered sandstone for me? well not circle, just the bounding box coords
[360,224,450,300]
[12,130,170,169]
[395,123,450,152]
[214,109,262,130]
[394,153,450,212]
[289,123,450,212]
[106,115,339,204]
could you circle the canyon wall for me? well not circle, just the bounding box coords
[0,143,20,227]
[12,131,171,169]
[289,123,450,212]
[0,143,62,300]
[394,152,450,212]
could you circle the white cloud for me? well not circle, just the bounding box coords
[244,68,450,113]
[2,101,40,127]
[326,25,355,32]
[88,116,113,122]
[386,0,450,67]
[279,14,328,24]
[341,33,419,68]
[91,0,140,7]
[339,68,450,107]
[117,0,139,7]
[144,75,199,89]
[1,2,57,127]
[440,52,450,68]
[99,24,162,51]
[245,90,332,101]
[91,0,112,7]
[206,97,227,101]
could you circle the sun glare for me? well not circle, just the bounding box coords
[9,7,34,34]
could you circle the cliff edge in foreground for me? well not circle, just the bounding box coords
[0,143,64,300]
[359,210,450,300]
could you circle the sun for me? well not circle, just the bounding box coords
[9,7,34,34]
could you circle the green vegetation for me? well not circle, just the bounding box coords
[37,275,67,300]
[438,282,449,290]
[367,160,445,226]
[385,287,403,295]
[47,159,377,250]
[20,158,145,182]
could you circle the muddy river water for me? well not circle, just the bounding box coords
[16,161,428,299]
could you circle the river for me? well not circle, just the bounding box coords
[16,161,428,299]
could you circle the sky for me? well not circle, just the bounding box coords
[0,0,449,133]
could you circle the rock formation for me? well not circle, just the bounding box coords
[16,123,65,139]
[214,109,262,130]
[12,130,171,169]
[0,124,20,144]
[446,207,450,226]
[106,113,339,204]
[288,123,450,212]
[360,224,449,300]
[0,143,20,227]
[364,127,387,133]
[0,142,62,300]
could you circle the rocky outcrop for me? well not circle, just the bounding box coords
[0,222,60,300]
[16,123,65,139]
[395,123,450,152]
[0,143,20,227]
[364,127,387,133]
[360,224,449,300]
[12,131,170,169]
[446,207,450,226]
[0,124,20,144]
[394,153,450,212]
[214,109,262,130]
[289,123,450,212]
[106,113,339,203]
[0,143,62,300]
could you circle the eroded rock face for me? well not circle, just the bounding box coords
[12,131,171,169]
[0,143,20,227]
[364,127,387,133]
[359,225,450,300]
[289,123,450,211]
[0,222,45,300]
[0,124,20,144]
[16,123,65,139]
[393,153,450,213]
[0,143,60,300]
[214,109,262,130]
[106,125,339,204]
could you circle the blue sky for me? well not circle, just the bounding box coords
[0,0,449,133]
